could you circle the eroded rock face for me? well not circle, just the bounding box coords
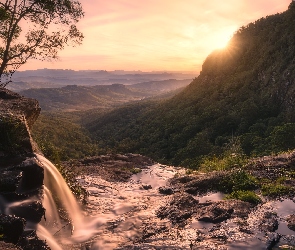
[0,88,47,249]
[0,88,40,129]
[0,88,40,163]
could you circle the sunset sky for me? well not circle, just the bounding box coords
[22,0,291,73]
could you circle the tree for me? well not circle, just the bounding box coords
[0,0,84,87]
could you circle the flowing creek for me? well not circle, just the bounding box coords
[34,154,295,249]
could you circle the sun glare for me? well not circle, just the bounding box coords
[210,34,231,50]
[208,27,236,51]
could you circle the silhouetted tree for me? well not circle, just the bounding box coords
[0,0,84,87]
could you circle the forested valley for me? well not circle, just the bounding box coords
[31,3,295,170]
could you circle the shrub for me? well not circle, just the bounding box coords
[199,153,248,172]
[130,167,142,174]
[225,190,261,205]
[261,184,294,197]
[219,170,259,193]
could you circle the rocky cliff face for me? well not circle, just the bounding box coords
[0,88,49,249]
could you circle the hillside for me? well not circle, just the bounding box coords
[20,79,190,111]
[85,2,295,167]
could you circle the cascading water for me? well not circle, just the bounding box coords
[30,154,295,249]
[35,154,105,249]
[34,153,181,249]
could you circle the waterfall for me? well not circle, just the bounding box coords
[35,154,104,249]
[37,154,84,230]
[42,186,62,228]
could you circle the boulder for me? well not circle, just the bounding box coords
[0,214,25,244]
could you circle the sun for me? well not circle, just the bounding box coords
[208,27,236,50]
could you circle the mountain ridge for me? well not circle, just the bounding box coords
[84,2,295,167]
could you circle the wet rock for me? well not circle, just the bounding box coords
[157,205,193,226]
[245,151,295,182]
[8,201,45,224]
[158,186,174,195]
[196,200,252,224]
[18,158,44,193]
[210,230,228,242]
[157,193,252,227]
[18,230,50,250]
[239,226,253,234]
[64,153,155,182]
[198,203,233,223]
[157,193,199,225]
[266,233,281,250]
[259,212,278,232]
[0,89,46,249]
[287,214,295,231]
[142,184,152,190]
[170,171,230,195]
[170,193,199,209]
[0,214,25,244]
[170,175,195,184]
[0,242,20,250]
[0,170,22,193]
[142,225,168,240]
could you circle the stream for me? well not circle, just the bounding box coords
[35,154,295,250]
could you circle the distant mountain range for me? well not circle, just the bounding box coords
[19,79,191,111]
[8,69,196,92]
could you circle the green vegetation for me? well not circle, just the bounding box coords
[220,170,259,193]
[82,3,295,169]
[130,167,142,174]
[55,163,88,203]
[28,3,295,204]
[225,190,261,205]
[261,184,294,197]
[31,112,103,162]
[198,137,248,172]
[199,154,248,172]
